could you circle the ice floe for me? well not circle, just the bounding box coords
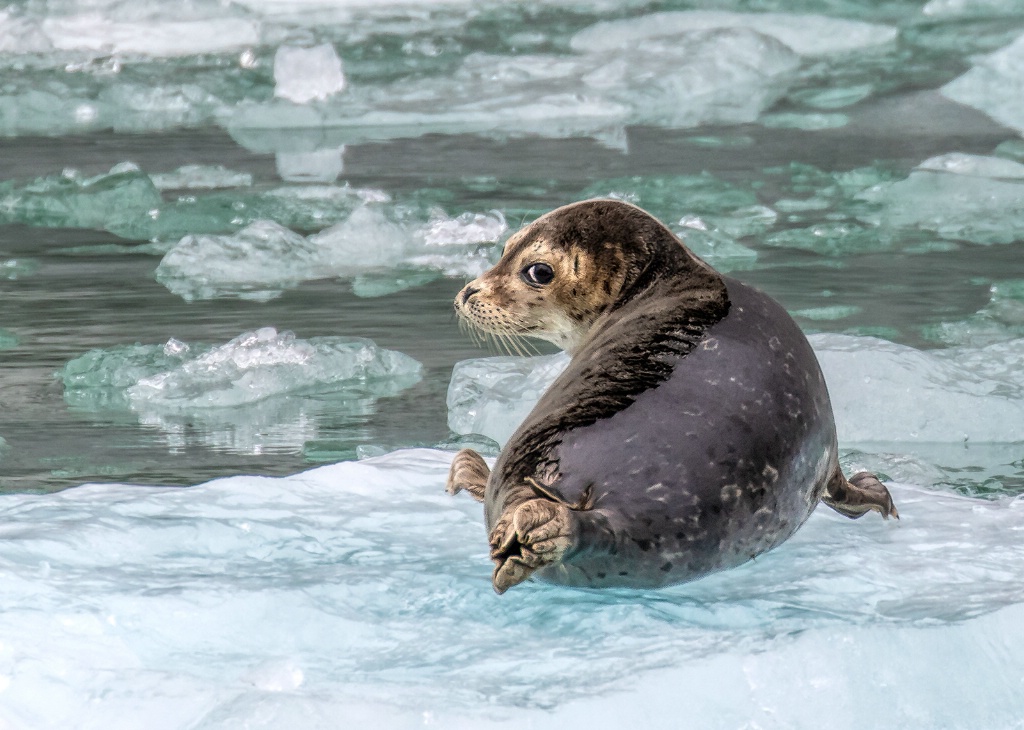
[61,327,423,409]
[155,206,506,301]
[447,334,1024,447]
[571,11,898,58]
[227,26,801,147]
[273,44,346,104]
[59,328,423,455]
[942,32,1024,134]
[925,279,1024,346]
[1,448,1023,728]
[0,163,161,232]
[857,153,1024,245]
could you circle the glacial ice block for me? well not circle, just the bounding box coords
[447,335,1024,446]
[0,164,162,231]
[274,44,347,104]
[61,327,423,411]
[925,279,1024,346]
[570,11,899,57]
[857,152,1024,245]
[227,27,800,145]
[40,15,260,57]
[155,206,506,301]
[1,449,1024,728]
[155,220,318,301]
[447,352,571,446]
[942,32,1024,133]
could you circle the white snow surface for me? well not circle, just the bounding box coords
[1,448,1023,728]
[448,335,1024,446]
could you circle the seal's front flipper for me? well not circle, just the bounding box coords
[446,449,489,503]
[823,468,899,520]
[489,498,577,594]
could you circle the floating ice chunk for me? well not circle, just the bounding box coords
[812,333,1024,443]
[0,9,51,54]
[310,205,410,272]
[915,152,1024,177]
[1,448,1024,727]
[764,223,885,255]
[60,327,418,457]
[924,0,1024,16]
[155,206,505,301]
[156,220,316,301]
[275,148,345,183]
[61,338,196,394]
[422,210,507,246]
[129,328,421,408]
[858,153,1024,245]
[0,164,162,232]
[97,82,227,133]
[578,29,799,129]
[61,327,422,412]
[447,352,570,446]
[0,89,104,136]
[676,219,758,272]
[227,27,798,145]
[925,280,1024,345]
[447,335,1024,446]
[274,44,346,104]
[570,11,898,57]
[581,173,760,224]
[150,165,253,191]
[40,15,261,57]
[942,33,1024,133]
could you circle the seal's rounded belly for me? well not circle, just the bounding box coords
[445,199,898,594]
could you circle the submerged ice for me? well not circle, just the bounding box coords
[1,449,1023,729]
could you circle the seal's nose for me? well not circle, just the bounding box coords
[459,285,480,305]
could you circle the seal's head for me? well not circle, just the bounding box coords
[455,199,723,353]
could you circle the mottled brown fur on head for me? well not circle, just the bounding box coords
[455,199,724,353]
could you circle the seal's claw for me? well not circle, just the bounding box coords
[488,498,577,593]
[823,469,900,520]
[446,449,489,502]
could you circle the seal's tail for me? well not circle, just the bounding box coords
[822,467,900,520]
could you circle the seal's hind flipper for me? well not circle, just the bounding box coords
[822,468,899,520]
[446,449,489,503]
[489,498,577,594]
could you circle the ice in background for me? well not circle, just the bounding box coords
[2,0,1024,727]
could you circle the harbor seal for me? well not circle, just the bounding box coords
[447,199,898,594]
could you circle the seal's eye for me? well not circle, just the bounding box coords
[522,262,555,286]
